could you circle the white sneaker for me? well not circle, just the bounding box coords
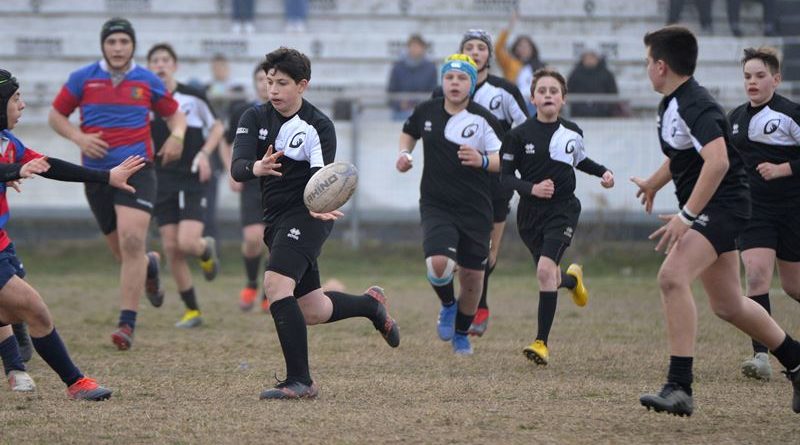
[8,370,36,392]
[742,352,772,381]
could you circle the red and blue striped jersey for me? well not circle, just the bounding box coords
[0,130,45,251]
[52,60,178,170]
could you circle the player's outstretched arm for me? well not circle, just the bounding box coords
[630,158,671,214]
[48,108,109,159]
[38,155,145,193]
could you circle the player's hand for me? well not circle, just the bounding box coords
[20,157,51,178]
[191,151,212,183]
[630,176,657,214]
[253,145,283,177]
[457,145,483,168]
[532,179,554,199]
[7,180,23,193]
[109,155,146,193]
[649,213,690,255]
[601,170,615,188]
[228,174,243,192]
[309,210,344,221]
[73,131,109,159]
[756,162,791,181]
[396,151,413,172]
[157,136,183,166]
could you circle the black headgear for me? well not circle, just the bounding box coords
[460,29,493,70]
[0,69,20,131]
[101,17,136,48]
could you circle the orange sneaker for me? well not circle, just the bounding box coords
[261,297,271,313]
[67,377,112,401]
[110,324,133,351]
[239,287,258,312]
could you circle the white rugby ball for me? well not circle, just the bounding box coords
[303,162,358,213]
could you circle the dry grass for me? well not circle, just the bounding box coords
[1,240,798,444]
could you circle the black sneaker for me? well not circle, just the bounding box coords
[259,380,319,400]
[365,286,400,348]
[784,367,800,413]
[145,251,165,308]
[640,383,693,417]
[12,323,33,362]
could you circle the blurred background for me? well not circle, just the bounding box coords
[4,0,800,246]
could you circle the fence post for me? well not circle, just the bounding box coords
[348,99,361,249]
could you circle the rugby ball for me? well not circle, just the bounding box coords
[303,162,358,213]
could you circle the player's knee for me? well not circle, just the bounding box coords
[745,267,771,294]
[242,239,262,257]
[118,231,145,257]
[426,256,455,286]
[536,261,558,288]
[22,297,53,333]
[657,266,686,294]
[177,236,198,256]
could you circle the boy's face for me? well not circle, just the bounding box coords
[102,32,134,71]
[743,58,780,106]
[254,70,269,102]
[442,70,471,105]
[5,90,24,130]
[532,76,564,119]
[266,68,307,115]
[147,49,177,84]
[645,47,666,93]
[462,39,489,71]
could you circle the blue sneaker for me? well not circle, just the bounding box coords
[452,333,473,356]
[437,303,457,341]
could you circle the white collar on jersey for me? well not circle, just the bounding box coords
[99,59,138,75]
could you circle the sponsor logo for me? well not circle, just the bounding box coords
[86,82,104,89]
[565,139,576,154]
[289,131,306,148]
[131,87,144,100]
[732,123,739,135]
[461,123,479,138]
[502,153,515,161]
[305,175,339,202]
[695,213,709,227]
[525,143,535,154]
[287,228,301,240]
[258,128,268,140]
[764,118,780,135]
[489,94,502,110]
[136,198,154,209]
[564,226,574,238]
[447,247,457,253]
[424,120,432,132]
[236,127,249,135]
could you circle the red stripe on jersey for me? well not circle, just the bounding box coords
[52,86,80,116]
[82,125,153,160]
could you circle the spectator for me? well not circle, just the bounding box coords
[284,0,308,32]
[495,12,545,84]
[566,49,620,117]
[387,34,438,121]
[232,0,255,34]
[727,0,779,36]
[667,0,713,34]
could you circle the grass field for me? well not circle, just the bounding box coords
[1,239,798,444]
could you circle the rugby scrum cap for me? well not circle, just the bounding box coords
[441,54,478,96]
[101,17,136,47]
[0,69,20,131]
[460,29,493,68]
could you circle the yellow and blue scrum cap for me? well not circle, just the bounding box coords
[440,54,478,96]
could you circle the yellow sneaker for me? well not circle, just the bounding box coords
[523,339,549,365]
[175,309,203,328]
[566,263,588,307]
[199,237,219,281]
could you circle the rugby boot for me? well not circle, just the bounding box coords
[110,324,134,351]
[175,310,203,328]
[468,308,489,337]
[566,263,588,307]
[741,352,772,381]
[523,339,549,365]
[7,370,36,392]
[199,237,219,281]
[239,287,258,312]
[437,303,457,341]
[640,383,693,417]
[259,380,319,400]
[145,251,165,308]
[67,377,112,401]
[365,286,400,348]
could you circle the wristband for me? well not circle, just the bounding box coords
[681,206,697,219]
[399,149,412,161]
[678,209,695,226]
[481,154,489,170]
[170,132,184,143]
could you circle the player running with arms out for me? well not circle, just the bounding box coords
[147,43,224,329]
[48,18,187,350]
[434,29,529,336]
[231,47,399,400]
[0,68,145,400]
[727,47,800,381]
[501,68,614,366]
[634,26,800,416]
[398,54,503,355]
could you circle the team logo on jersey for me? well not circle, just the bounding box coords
[461,123,479,138]
[564,226,574,238]
[289,132,306,148]
[236,127,249,135]
[764,118,781,135]
[424,121,432,132]
[503,153,515,161]
[287,228,301,240]
[565,139,576,154]
[258,128,268,140]
[732,123,739,135]
[131,87,144,100]
[525,143,535,154]
[695,214,710,227]
[489,94,502,110]
[670,118,678,138]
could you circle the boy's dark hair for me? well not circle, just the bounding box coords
[643,26,697,76]
[742,47,781,74]
[531,68,567,97]
[147,43,178,63]
[261,47,311,83]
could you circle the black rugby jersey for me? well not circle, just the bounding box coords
[433,74,528,132]
[728,93,800,204]
[403,97,504,220]
[657,78,749,215]
[152,83,217,177]
[500,117,608,204]
[231,99,336,223]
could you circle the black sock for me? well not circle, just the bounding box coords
[269,298,312,385]
[536,291,558,344]
[146,254,158,279]
[31,328,83,386]
[455,310,474,336]
[244,255,262,289]
[0,335,25,375]
[667,355,693,395]
[119,310,136,329]
[559,270,577,290]
[325,291,379,324]
[749,293,771,354]
[771,334,800,372]
[478,263,495,310]
[180,287,200,311]
[431,281,455,306]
